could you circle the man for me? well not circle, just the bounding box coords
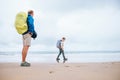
[21,10,36,67]
[56,37,67,62]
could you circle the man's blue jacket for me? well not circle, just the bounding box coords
[27,14,35,33]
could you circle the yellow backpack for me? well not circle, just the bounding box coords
[14,12,28,34]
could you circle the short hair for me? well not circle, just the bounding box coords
[28,10,34,15]
[62,37,66,40]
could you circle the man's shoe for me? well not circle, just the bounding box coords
[64,58,68,61]
[20,62,31,67]
[56,58,60,60]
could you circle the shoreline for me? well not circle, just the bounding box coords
[0,53,120,63]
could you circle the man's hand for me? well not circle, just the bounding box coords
[29,32,33,36]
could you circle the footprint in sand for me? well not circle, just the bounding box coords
[65,65,70,67]
[76,66,81,68]
[49,71,54,74]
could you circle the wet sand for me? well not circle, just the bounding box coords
[0,62,120,80]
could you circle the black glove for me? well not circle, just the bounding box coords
[31,31,37,39]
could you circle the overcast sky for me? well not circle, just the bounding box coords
[0,0,120,51]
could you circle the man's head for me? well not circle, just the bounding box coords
[62,37,66,41]
[28,10,34,16]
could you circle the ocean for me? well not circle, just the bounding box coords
[0,51,120,63]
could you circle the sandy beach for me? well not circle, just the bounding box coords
[0,62,120,80]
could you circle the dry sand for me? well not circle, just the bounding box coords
[0,62,120,80]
